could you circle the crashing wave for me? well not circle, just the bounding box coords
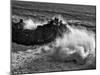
[12,16,95,65]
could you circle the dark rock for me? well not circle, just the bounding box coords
[12,18,67,46]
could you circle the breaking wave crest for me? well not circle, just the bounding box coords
[36,16,96,64]
[12,15,96,65]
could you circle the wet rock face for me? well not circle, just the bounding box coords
[12,18,67,46]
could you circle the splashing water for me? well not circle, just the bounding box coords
[12,16,96,72]
[19,16,95,64]
[39,17,95,64]
[23,19,47,30]
[55,25,95,59]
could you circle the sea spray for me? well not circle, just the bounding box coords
[22,16,95,64]
[40,18,95,64]
[54,25,95,60]
[24,19,47,30]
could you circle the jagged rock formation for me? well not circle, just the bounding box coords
[12,18,68,46]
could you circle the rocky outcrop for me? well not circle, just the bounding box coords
[12,18,67,46]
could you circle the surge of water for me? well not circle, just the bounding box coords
[18,16,96,64]
[55,25,95,59]
[39,16,95,64]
